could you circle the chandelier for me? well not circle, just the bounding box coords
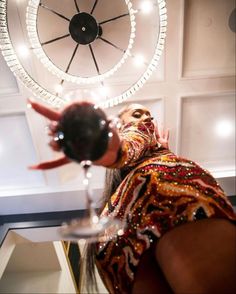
[0,0,167,108]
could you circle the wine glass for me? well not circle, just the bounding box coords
[57,102,124,242]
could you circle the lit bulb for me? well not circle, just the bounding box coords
[133,54,145,67]
[90,91,100,101]
[215,120,234,138]
[54,84,63,93]
[140,1,153,14]
[17,45,29,58]
[99,86,109,96]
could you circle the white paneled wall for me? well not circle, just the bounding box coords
[182,0,235,77]
[179,93,235,171]
[0,114,45,189]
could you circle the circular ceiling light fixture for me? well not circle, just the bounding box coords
[26,0,136,85]
[0,0,167,109]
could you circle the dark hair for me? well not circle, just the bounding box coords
[81,168,123,292]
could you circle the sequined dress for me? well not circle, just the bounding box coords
[95,121,236,294]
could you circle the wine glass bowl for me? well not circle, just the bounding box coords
[57,102,110,162]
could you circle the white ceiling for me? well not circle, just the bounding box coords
[0,0,235,216]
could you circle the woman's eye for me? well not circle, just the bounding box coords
[132,112,141,118]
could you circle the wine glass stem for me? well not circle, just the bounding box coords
[83,162,97,220]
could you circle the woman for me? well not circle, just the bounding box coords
[29,100,236,294]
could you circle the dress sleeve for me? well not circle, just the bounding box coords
[109,121,157,168]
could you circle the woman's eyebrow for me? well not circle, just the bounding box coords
[132,108,146,113]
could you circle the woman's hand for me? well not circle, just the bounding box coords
[155,122,169,150]
[28,98,70,169]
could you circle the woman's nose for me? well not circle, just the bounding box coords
[143,115,153,122]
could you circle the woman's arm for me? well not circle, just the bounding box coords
[28,100,164,169]
[93,127,120,167]
[94,120,170,168]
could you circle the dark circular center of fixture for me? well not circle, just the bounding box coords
[69,12,99,45]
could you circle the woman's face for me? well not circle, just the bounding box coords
[120,104,153,125]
